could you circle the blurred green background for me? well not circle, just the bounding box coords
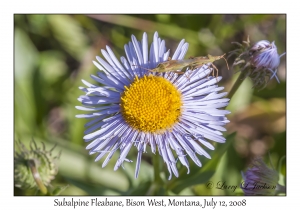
[14,14,286,195]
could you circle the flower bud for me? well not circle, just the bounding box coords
[241,157,279,195]
[250,41,280,71]
[249,40,271,54]
[230,37,285,90]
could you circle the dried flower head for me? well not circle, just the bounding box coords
[229,37,285,90]
[14,139,60,194]
[241,157,279,195]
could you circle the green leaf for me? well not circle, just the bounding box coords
[226,74,253,114]
[14,28,39,136]
[38,50,68,84]
[170,171,215,194]
[47,15,88,60]
[51,185,69,195]
[14,28,38,80]
[126,181,152,195]
[64,177,123,195]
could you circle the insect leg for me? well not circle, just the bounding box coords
[210,63,219,81]
[174,71,185,75]
[222,55,230,70]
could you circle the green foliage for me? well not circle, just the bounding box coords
[14,14,286,196]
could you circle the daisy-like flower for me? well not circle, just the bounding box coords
[229,37,285,89]
[241,157,279,196]
[76,32,230,179]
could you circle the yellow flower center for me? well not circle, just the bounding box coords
[120,75,182,133]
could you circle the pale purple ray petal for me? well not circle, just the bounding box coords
[84,116,107,128]
[90,74,125,91]
[120,56,135,80]
[81,79,97,88]
[105,46,132,80]
[158,40,166,62]
[178,43,189,60]
[135,141,144,178]
[142,32,148,65]
[153,32,159,63]
[168,132,190,173]
[83,116,123,140]
[172,39,186,60]
[198,139,215,150]
[131,34,144,65]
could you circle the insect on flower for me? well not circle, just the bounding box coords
[149,54,229,78]
[76,32,230,180]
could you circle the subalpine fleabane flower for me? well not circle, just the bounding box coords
[229,37,285,89]
[76,32,230,179]
[241,157,279,196]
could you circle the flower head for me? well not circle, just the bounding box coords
[76,32,230,179]
[230,37,285,89]
[14,139,60,194]
[241,157,279,196]
[250,40,281,71]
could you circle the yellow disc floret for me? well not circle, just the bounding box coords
[120,75,182,133]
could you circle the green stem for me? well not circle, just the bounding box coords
[227,72,246,100]
[146,153,163,195]
[153,153,162,184]
[28,159,47,195]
